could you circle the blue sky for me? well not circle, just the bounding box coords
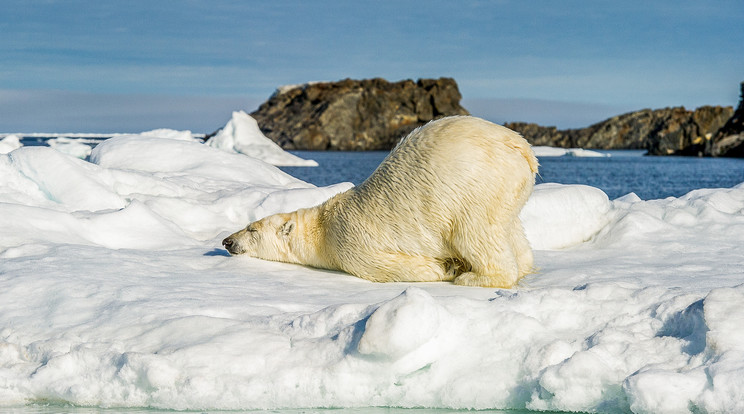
[1,0,742,133]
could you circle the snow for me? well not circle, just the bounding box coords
[0,134,22,154]
[520,183,612,250]
[48,137,93,159]
[1,134,743,413]
[272,81,324,97]
[139,128,200,142]
[206,111,318,166]
[533,146,611,157]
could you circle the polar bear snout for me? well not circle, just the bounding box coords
[222,235,244,255]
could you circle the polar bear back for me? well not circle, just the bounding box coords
[323,115,537,263]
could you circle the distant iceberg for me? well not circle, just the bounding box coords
[532,146,610,157]
[139,128,200,142]
[206,110,318,167]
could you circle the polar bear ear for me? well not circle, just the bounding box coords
[280,220,295,237]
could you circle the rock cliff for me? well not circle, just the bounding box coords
[248,77,469,150]
[709,82,744,157]
[506,105,733,155]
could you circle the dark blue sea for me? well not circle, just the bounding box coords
[281,150,744,201]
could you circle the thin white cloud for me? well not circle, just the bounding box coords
[0,89,262,133]
[1,0,742,131]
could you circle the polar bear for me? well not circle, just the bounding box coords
[223,115,538,288]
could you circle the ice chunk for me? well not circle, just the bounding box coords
[48,137,93,159]
[140,128,199,142]
[206,111,318,166]
[0,134,22,154]
[9,147,125,212]
[521,183,612,250]
[358,288,446,359]
[532,146,610,157]
[91,133,307,188]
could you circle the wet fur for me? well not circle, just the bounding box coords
[223,116,538,288]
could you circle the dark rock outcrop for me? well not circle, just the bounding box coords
[501,122,573,148]
[249,77,469,150]
[236,78,740,156]
[506,105,733,155]
[644,106,734,156]
[709,82,744,157]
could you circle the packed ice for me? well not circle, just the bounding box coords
[532,146,611,157]
[0,134,22,154]
[0,130,742,413]
[206,111,318,166]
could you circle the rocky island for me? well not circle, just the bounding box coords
[249,77,469,150]
[504,84,744,157]
[217,78,743,157]
[506,105,734,156]
[707,82,744,157]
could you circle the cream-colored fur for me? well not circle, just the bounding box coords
[223,116,538,288]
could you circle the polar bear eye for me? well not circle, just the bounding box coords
[247,225,257,233]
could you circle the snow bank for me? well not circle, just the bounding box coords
[48,137,93,159]
[0,134,22,154]
[139,128,199,142]
[1,137,348,250]
[0,136,743,413]
[206,110,318,166]
[533,146,610,157]
[521,183,612,249]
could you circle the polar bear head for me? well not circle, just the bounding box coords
[222,212,297,262]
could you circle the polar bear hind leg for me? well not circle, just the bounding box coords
[451,219,521,288]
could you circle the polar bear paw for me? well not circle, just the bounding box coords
[454,271,518,289]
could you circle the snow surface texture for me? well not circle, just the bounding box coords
[206,111,318,166]
[0,135,743,413]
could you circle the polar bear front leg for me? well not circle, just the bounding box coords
[345,252,452,283]
[453,257,520,288]
[509,216,535,277]
[454,269,519,288]
[452,223,521,288]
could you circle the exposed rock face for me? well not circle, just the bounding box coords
[709,83,744,157]
[506,105,733,155]
[249,78,469,150]
[502,122,574,148]
[644,106,734,156]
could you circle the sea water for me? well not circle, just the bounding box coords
[281,150,744,200]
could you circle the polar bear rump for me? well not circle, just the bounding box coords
[223,115,538,288]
